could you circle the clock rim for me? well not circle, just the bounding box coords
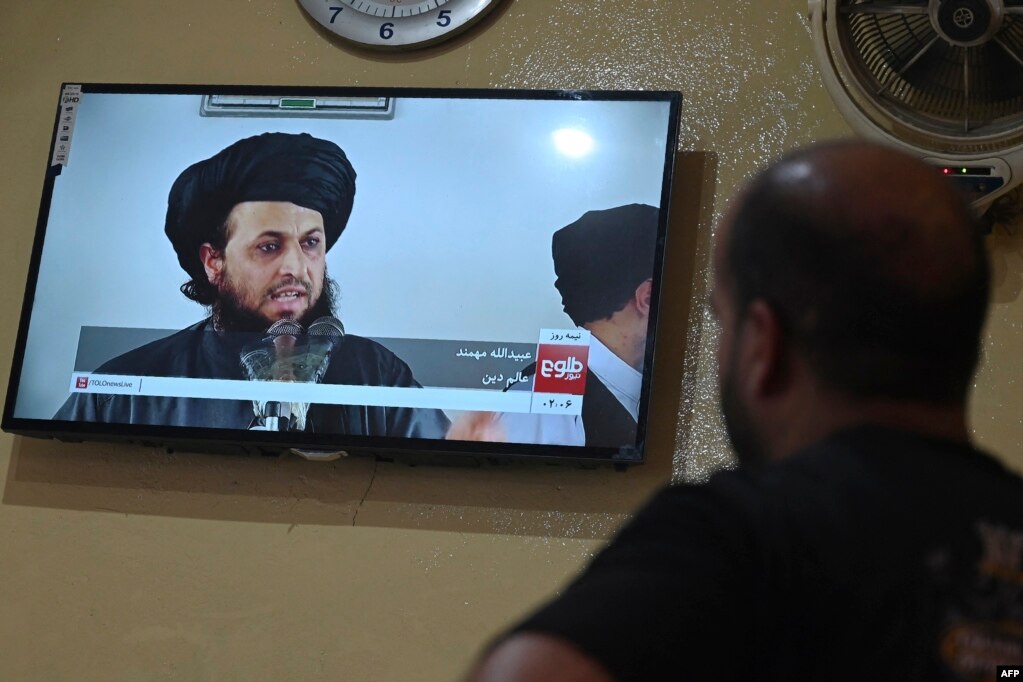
[297,0,505,51]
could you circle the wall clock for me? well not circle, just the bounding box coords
[298,0,504,50]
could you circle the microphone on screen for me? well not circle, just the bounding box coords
[306,315,346,383]
[266,317,303,383]
[240,317,345,431]
[242,318,305,431]
[267,318,304,430]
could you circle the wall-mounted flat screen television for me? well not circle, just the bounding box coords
[2,84,681,465]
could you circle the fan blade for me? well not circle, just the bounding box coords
[963,49,971,133]
[994,35,1023,68]
[878,33,942,95]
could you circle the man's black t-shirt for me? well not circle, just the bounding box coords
[513,427,1023,681]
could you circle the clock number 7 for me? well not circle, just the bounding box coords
[328,6,343,23]
[437,10,452,27]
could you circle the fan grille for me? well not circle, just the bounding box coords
[836,0,1023,152]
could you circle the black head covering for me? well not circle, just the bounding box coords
[165,132,356,283]
[552,203,660,326]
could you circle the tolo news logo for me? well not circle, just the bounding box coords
[75,376,89,389]
[534,328,590,396]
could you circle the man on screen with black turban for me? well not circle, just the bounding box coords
[448,203,658,448]
[55,132,450,439]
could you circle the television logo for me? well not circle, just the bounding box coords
[533,343,588,395]
[75,376,89,389]
[540,356,583,379]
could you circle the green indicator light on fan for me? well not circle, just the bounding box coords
[961,168,968,174]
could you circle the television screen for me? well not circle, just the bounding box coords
[3,84,681,465]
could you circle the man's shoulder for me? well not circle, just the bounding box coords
[339,333,395,353]
[672,426,1023,545]
[643,428,985,529]
[774,425,1020,492]
[336,334,409,366]
[323,334,419,385]
[95,321,209,375]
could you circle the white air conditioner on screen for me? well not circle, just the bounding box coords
[808,0,1023,211]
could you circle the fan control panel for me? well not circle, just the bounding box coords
[925,157,1011,206]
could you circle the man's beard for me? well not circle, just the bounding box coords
[719,351,769,467]
[212,272,341,333]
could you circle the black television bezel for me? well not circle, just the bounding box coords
[1,82,682,466]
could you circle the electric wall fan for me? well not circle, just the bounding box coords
[809,0,1023,210]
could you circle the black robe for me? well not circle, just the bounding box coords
[55,320,450,439]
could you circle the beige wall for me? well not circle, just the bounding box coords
[1,1,1020,679]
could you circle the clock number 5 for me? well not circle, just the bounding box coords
[436,10,452,27]
[328,6,343,23]
[379,22,394,39]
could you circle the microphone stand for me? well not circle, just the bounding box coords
[242,317,346,431]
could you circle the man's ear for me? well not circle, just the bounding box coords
[737,299,787,399]
[199,243,223,285]
[634,279,653,317]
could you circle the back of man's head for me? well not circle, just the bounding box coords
[552,203,660,327]
[724,141,989,405]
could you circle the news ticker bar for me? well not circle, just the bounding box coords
[69,374,583,416]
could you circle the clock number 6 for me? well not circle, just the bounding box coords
[437,10,452,27]
[328,6,343,23]
[379,22,394,39]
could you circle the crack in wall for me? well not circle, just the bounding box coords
[351,459,379,527]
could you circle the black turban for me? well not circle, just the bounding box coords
[165,132,356,283]
[552,203,660,326]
